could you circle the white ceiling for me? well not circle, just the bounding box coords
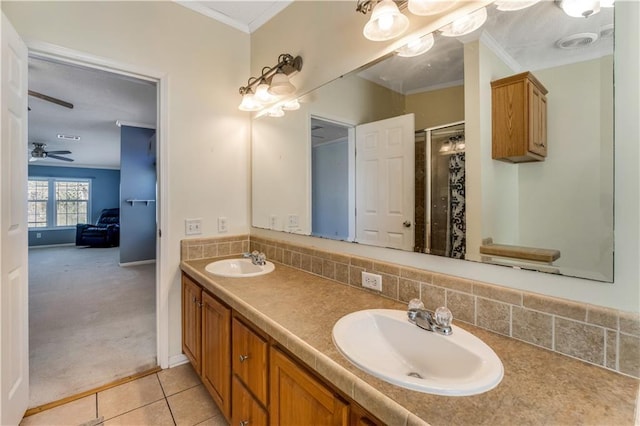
[175,0,292,33]
[28,57,157,169]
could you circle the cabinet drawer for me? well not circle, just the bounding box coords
[232,316,268,405]
[232,375,268,426]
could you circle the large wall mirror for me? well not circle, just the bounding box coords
[252,1,615,282]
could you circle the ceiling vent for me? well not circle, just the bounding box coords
[600,24,614,39]
[57,134,81,141]
[556,32,599,49]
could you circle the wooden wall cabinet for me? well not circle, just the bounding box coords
[182,273,383,426]
[491,72,548,163]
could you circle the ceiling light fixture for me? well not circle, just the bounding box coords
[396,32,435,57]
[439,7,487,37]
[282,99,301,111]
[555,0,602,18]
[238,53,303,111]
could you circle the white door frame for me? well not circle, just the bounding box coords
[25,41,170,369]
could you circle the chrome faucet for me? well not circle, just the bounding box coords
[244,250,267,266]
[407,299,453,336]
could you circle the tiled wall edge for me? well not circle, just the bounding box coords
[179,234,639,379]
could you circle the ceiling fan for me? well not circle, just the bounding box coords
[30,143,74,162]
[28,90,74,110]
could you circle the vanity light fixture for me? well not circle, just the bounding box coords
[238,53,303,111]
[439,6,487,37]
[408,0,455,16]
[361,0,410,41]
[282,99,301,111]
[494,0,540,12]
[555,0,613,18]
[267,106,285,118]
[396,32,435,57]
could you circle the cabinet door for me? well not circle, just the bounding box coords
[349,402,383,426]
[232,316,269,405]
[202,291,231,421]
[232,375,268,426]
[528,82,547,157]
[270,348,349,426]
[182,275,202,375]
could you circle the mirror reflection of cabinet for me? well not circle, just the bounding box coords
[491,72,548,163]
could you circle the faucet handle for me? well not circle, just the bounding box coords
[434,306,453,327]
[408,298,425,310]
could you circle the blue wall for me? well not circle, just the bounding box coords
[28,165,120,246]
[312,140,349,240]
[119,126,157,264]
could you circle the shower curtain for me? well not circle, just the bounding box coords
[448,153,466,259]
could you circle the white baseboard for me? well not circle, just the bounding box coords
[29,243,75,249]
[168,354,189,368]
[119,259,156,267]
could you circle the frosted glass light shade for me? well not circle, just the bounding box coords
[408,0,455,16]
[440,7,487,37]
[557,0,600,17]
[255,81,276,102]
[268,72,295,96]
[268,106,285,117]
[363,0,409,41]
[282,99,300,111]
[494,0,540,11]
[238,92,262,111]
[396,33,435,57]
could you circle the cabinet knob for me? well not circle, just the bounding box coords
[240,421,249,426]
[239,354,250,362]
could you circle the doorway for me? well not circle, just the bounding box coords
[27,55,160,408]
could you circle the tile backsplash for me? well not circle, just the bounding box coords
[181,234,640,379]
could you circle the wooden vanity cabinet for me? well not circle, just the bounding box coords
[182,272,383,426]
[181,274,231,422]
[270,347,349,426]
[181,275,202,374]
[491,71,548,163]
[201,291,231,420]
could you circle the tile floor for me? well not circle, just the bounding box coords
[20,364,228,426]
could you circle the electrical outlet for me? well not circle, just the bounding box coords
[287,214,299,228]
[185,219,202,235]
[218,217,228,233]
[270,215,278,229]
[361,271,382,291]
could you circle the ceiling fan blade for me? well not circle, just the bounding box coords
[46,154,74,162]
[28,90,74,109]
[46,150,72,155]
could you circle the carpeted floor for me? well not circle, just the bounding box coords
[28,246,157,408]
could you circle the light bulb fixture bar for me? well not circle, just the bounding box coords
[238,53,303,97]
[356,0,407,15]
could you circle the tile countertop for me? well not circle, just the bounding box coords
[181,258,639,426]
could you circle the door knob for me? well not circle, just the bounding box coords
[403,221,412,228]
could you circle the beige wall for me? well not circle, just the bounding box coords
[2,1,251,361]
[406,85,464,130]
[250,1,640,313]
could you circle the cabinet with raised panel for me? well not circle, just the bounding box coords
[182,272,383,426]
[491,71,548,163]
[181,274,231,422]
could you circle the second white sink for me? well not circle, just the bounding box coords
[332,309,503,396]
[205,258,274,278]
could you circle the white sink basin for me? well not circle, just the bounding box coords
[205,258,275,278]
[332,309,503,396]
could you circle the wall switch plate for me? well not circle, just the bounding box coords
[185,219,202,235]
[361,271,382,291]
[218,217,228,233]
[287,214,299,228]
[270,215,278,229]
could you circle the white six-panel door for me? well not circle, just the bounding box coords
[1,11,29,425]
[355,113,415,251]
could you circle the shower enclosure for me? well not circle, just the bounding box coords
[414,122,466,258]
